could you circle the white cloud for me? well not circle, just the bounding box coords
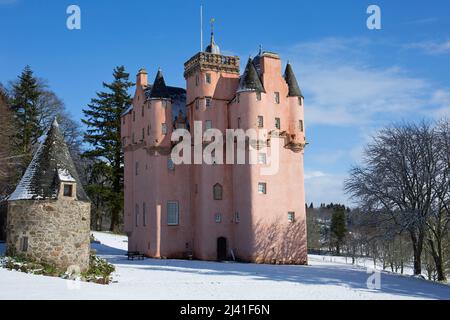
[407,39,450,55]
[304,171,349,205]
[282,38,449,127]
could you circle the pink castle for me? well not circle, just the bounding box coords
[121,31,307,264]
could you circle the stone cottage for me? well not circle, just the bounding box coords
[7,119,91,272]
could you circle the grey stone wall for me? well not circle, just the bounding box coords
[6,199,91,271]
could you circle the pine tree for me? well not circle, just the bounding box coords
[82,66,133,231]
[10,66,41,166]
[330,207,347,255]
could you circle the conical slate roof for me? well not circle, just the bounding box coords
[149,69,170,99]
[284,63,303,97]
[238,58,265,93]
[9,119,89,202]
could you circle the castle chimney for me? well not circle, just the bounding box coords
[136,68,148,88]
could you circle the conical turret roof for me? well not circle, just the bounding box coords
[238,58,265,93]
[149,69,170,99]
[284,63,303,97]
[9,119,89,201]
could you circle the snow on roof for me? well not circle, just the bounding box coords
[57,168,75,182]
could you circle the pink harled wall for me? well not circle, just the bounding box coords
[122,51,307,264]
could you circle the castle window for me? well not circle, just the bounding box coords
[213,183,223,200]
[20,237,28,252]
[275,117,281,130]
[195,74,199,86]
[147,124,150,136]
[143,202,147,226]
[141,105,144,117]
[167,201,179,226]
[135,204,139,227]
[288,212,296,223]
[206,73,212,84]
[257,116,264,128]
[205,97,212,108]
[256,92,261,101]
[162,100,167,108]
[195,99,200,110]
[258,153,267,165]
[135,162,139,176]
[167,157,175,171]
[299,120,304,132]
[237,94,240,103]
[162,123,167,135]
[274,92,280,104]
[237,117,241,129]
[215,213,222,223]
[63,184,73,197]
[142,128,145,140]
[205,120,212,130]
[298,97,302,106]
[258,182,267,194]
[234,212,240,223]
[133,111,135,122]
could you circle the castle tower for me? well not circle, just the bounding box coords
[6,119,91,271]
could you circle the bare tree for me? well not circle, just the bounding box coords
[345,122,444,276]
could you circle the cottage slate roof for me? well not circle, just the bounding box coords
[238,58,265,93]
[284,63,303,97]
[148,69,170,99]
[9,119,89,202]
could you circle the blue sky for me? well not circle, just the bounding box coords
[1,0,449,206]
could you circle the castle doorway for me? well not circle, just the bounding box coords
[217,237,227,261]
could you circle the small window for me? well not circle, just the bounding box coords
[162,100,168,108]
[142,128,145,140]
[213,183,223,200]
[237,93,240,103]
[256,92,261,101]
[274,92,280,104]
[135,162,139,176]
[195,74,199,86]
[147,124,151,136]
[288,212,295,222]
[275,117,281,130]
[257,116,264,128]
[258,153,267,165]
[258,182,267,194]
[133,111,136,122]
[167,201,179,226]
[162,123,167,135]
[299,120,304,132]
[237,117,241,129]
[141,105,144,117]
[143,202,147,226]
[195,99,200,110]
[298,97,302,106]
[205,97,212,108]
[167,157,175,171]
[234,212,240,223]
[20,237,28,252]
[135,204,139,227]
[63,184,73,197]
[206,73,212,84]
[205,120,212,130]
[132,133,135,144]
[215,213,222,223]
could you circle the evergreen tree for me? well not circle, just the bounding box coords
[10,66,41,166]
[309,202,314,209]
[330,207,347,255]
[82,66,133,231]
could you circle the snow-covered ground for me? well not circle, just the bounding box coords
[0,232,449,300]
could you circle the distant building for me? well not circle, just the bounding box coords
[6,119,91,271]
[122,30,308,264]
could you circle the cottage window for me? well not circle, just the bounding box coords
[274,92,280,104]
[275,117,281,130]
[258,182,267,194]
[288,212,296,222]
[63,184,73,197]
[20,237,28,252]
[257,116,264,128]
[213,183,223,200]
[167,201,179,226]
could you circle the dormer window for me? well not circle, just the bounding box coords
[63,184,73,197]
